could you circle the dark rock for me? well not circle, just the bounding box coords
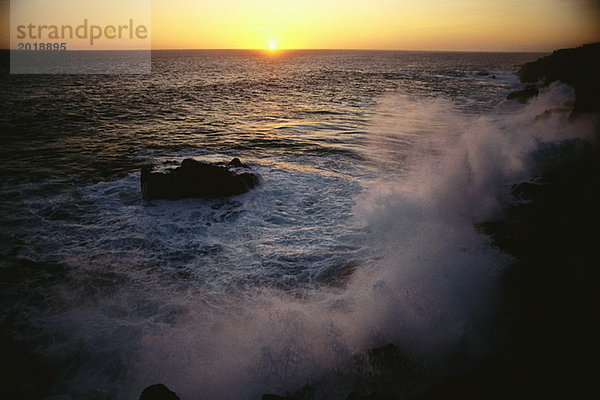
[260,343,417,400]
[229,157,243,167]
[515,42,600,113]
[0,330,65,400]
[509,180,552,202]
[506,85,539,104]
[366,343,416,381]
[141,158,261,201]
[415,357,511,400]
[349,342,419,398]
[474,138,599,400]
[139,384,180,400]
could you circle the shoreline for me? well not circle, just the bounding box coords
[259,43,600,400]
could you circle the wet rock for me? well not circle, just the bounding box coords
[141,158,261,201]
[515,42,600,113]
[510,180,553,202]
[348,342,419,398]
[229,157,243,167]
[366,343,417,382]
[474,138,599,399]
[261,343,418,400]
[506,85,539,104]
[139,384,180,400]
[416,357,509,400]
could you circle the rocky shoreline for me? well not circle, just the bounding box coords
[419,44,599,400]
[506,42,600,115]
[256,43,600,400]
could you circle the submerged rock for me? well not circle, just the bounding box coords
[139,384,180,400]
[141,158,261,201]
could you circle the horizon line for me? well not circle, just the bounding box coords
[0,47,553,53]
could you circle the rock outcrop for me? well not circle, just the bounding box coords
[505,85,539,104]
[507,42,600,113]
[261,343,416,400]
[139,384,180,400]
[468,138,599,400]
[141,158,261,201]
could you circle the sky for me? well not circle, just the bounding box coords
[2,0,600,51]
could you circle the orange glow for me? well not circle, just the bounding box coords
[147,0,600,52]
[2,0,600,51]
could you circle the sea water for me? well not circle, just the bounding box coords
[1,50,592,399]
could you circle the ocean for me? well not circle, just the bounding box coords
[1,50,592,399]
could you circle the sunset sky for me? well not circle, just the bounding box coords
[2,0,600,51]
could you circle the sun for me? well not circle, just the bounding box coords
[268,40,277,50]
